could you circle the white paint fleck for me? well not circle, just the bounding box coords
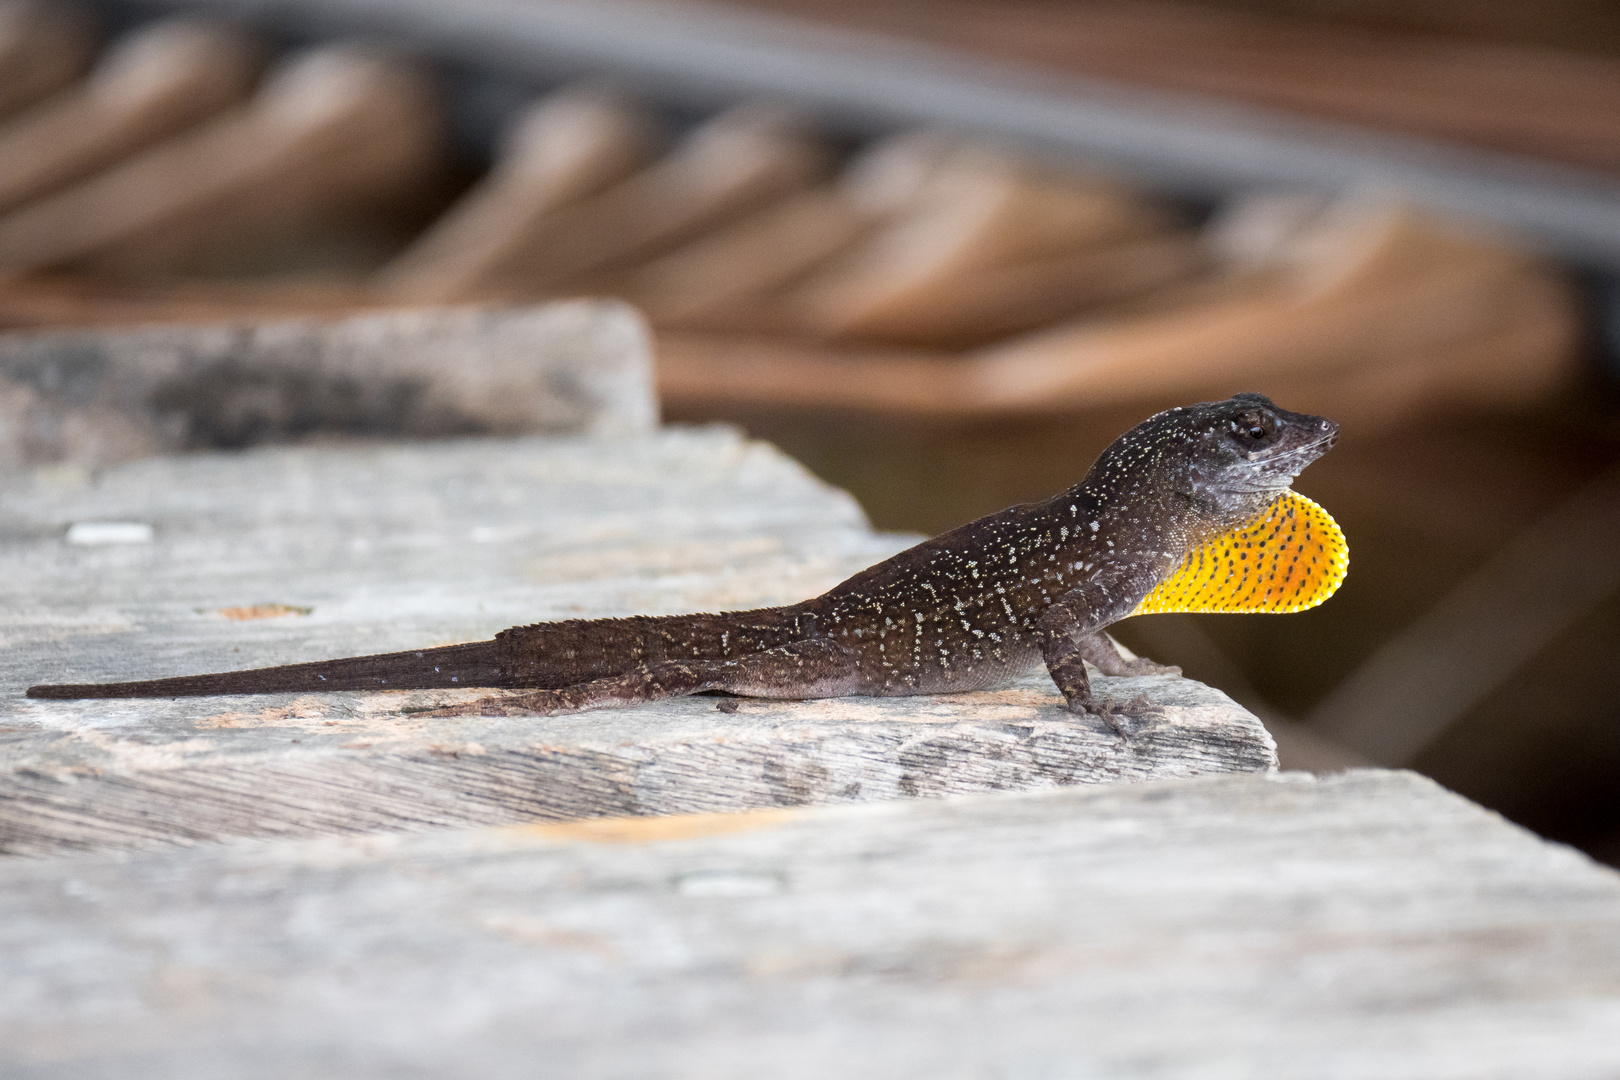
[66,522,153,546]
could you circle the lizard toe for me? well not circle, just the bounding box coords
[1101,695,1168,735]
[1117,658,1182,677]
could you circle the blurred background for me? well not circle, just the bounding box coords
[2,0,1618,863]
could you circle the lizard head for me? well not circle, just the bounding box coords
[1180,392,1338,507]
[1086,393,1337,527]
[1126,394,1347,617]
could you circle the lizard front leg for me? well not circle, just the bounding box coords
[426,638,859,717]
[1035,578,1164,732]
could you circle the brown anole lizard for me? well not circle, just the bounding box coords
[28,393,1346,729]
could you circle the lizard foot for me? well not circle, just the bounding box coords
[1063,693,1159,736]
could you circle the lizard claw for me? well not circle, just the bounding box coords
[1060,693,1121,735]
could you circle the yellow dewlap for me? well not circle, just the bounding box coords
[1132,491,1348,616]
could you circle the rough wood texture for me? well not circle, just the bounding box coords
[0,427,1273,854]
[0,299,657,470]
[2,769,1617,1077]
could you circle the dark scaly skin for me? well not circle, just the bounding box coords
[28,394,1338,730]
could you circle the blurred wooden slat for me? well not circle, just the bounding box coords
[0,19,263,215]
[733,0,1620,176]
[789,146,1173,342]
[624,132,954,329]
[379,87,660,302]
[0,274,378,330]
[659,201,1580,424]
[1205,0,1620,55]
[972,202,1578,417]
[473,105,833,296]
[626,185,870,330]
[0,44,445,279]
[0,0,96,120]
[808,233,1206,348]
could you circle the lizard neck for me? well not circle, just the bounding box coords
[1066,419,1288,575]
[1059,475,1262,578]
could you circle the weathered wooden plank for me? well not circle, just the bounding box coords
[2,672,1263,855]
[2,428,1274,854]
[2,769,1617,1078]
[0,299,657,470]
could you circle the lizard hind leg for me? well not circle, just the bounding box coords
[1075,632,1181,678]
[426,638,860,718]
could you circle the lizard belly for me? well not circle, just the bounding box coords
[850,630,1044,696]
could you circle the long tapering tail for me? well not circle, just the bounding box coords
[26,640,508,699]
[25,607,810,701]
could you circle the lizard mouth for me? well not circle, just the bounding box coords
[1223,432,1338,494]
[1259,432,1337,465]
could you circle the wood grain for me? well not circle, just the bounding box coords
[2,769,1617,1076]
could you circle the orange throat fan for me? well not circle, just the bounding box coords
[1133,490,1348,616]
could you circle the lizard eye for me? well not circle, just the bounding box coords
[1230,411,1275,443]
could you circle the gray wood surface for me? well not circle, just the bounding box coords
[2,428,1274,854]
[0,299,657,470]
[3,768,1617,1078]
